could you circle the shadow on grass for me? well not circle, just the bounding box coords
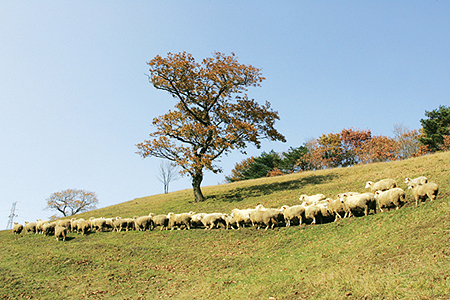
[206,173,339,203]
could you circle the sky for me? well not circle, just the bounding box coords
[1,1,449,228]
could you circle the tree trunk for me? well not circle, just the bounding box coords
[192,172,205,202]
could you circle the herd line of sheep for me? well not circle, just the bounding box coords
[12,176,439,241]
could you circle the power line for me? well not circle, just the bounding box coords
[6,202,18,230]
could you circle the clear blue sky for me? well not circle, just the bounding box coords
[1,1,449,227]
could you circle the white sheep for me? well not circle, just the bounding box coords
[339,192,376,217]
[42,222,56,236]
[113,217,135,232]
[167,212,195,230]
[280,205,305,227]
[303,203,321,225]
[152,214,169,231]
[12,222,23,234]
[249,208,284,230]
[408,182,439,206]
[299,194,326,205]
[201,213,226,230]
[405,176,428,187]
[55,225,67,241]
[89,217,108,232]
[326,198,347,221]
[100,218,115,231]
[374,188,406,212]
[223,214,237,230]
[365,179,397,192]
[70,218,79,232]
[134,214,155,231]
[190,213,207,228]
[56,219,72,231]
[230,208,256,229]
[35,219,45,234]
[24,222,36,234]
[76,219,90,235]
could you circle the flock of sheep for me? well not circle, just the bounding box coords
[11,176,439,241]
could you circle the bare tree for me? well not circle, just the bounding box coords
[393,123,421,159]
[46,189,98,217]
[158,161,180,194]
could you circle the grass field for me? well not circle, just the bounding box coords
[1,152,450,299]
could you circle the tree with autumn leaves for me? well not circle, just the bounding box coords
[227,125,429,181]
[136,52,285,202]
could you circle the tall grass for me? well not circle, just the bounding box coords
[1,152,449,299]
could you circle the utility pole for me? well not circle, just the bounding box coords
[6,202,17,230]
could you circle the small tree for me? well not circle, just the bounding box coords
[419,105,450,152]
[393,123,421,159]
[279,146,310,173]
[46,189,98,217]
[158,160,179,194]
[225,157,255,183]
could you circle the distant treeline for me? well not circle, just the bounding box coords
[226,105,450,182]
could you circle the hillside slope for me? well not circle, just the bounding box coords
[1,152,450,299]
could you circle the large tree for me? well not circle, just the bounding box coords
[136,52,285,202]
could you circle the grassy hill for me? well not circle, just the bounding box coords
[1,152,450,299]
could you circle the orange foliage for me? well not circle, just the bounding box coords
[225,157,256,182]
[442,126,450,151]
[266,167,284,177]
[359,135,399,163]
[136,52,285,201]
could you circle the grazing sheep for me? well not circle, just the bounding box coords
[24,221,36,234]
[340,192,376,217]
[167,212,195,230]
[374,188,406,212]
[280,205,305,227]
[152,214,169,231]
[303,203,321,225]
[89,217,108,232]
[70,218,79,232]
[249,208,284,230]
[201,213,226,230]
[409,182,439,206]
[77,219,90,235]
[405,176,428,187]
[12,222,23,234]
[230,205,267,229]
[299,194,326,205]
[102,218,115,231]
[261,209,284,230]
[231,208,255,229]
[56,219,72,231]
[42,222,56,236]
[113,217,135,232]
[35,219,45,234]
[223,214,237,229]
[316,201,334,223]
[134,214,155,231]
[326,198,347,221]
[365,179,397,192]
[190,213,207,228]
[55,225,67,241]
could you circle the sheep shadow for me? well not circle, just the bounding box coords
[61,236,76,242]
[207,173,338,203]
